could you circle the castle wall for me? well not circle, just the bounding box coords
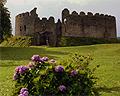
[105,16,117,38]
[15,8,59,46]
[15,8,117,46]
[33,16,57,46]
[62,8,117,39]
[34,17,56,33]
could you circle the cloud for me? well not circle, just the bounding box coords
[7,0,37,5]
[7,0,95,6]
[65,0,94,4]
[7,0,25,5]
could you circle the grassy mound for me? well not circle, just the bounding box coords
[0,36,32,47]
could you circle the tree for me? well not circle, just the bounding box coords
[0,0,12,41]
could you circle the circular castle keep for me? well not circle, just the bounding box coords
[15,8,117,46]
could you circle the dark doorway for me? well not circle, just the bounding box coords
[39,34,47,45]
[33,31,52,46]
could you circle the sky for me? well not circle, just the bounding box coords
[6,0,120,36]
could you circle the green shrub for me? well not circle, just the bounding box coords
[0,36,32,47]
[13,53,99,96]
[60,36,120,46]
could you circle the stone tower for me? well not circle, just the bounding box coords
[15,8,38,36]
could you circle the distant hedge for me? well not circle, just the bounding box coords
[1,36,119,47]
[0,36,32,47]
[59,36,120,46]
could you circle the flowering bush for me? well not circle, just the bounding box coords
[13,54,98,96]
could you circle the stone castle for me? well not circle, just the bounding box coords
[15,8,117,46]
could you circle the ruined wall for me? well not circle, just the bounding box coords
[15,8,117,46]
[34,16,57,46]
[15,8,59,46]
[15,8,38,36]
[62,8,117,39]
[34,17,56,33]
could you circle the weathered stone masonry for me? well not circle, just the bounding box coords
[15,8,117,46]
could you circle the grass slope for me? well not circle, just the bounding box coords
[0,44,120,96]
[0,36,32,47]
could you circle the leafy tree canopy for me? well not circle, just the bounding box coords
[0,0,12,41]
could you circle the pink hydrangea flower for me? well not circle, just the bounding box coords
[18,94,24,96]
[31,55,45,63]
[31,55,40,62]
[41,57,49,61]
[13,72,19,80]
[19,88,29,96]
[15,66,28,74]
[70,70,77,76]
[55,65,64,72]
[22,91,29,96]
[58,85,66,92]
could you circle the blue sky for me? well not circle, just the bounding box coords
[6,0,120,36]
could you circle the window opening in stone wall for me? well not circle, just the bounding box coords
[20,26,22,31]
[24,25,26,31]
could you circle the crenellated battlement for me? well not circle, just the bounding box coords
[16,12,30,19]
[62,8,115,20]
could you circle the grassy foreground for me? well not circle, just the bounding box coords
[0,44,120,96]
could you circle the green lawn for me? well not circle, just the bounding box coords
[0,44,120,96]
